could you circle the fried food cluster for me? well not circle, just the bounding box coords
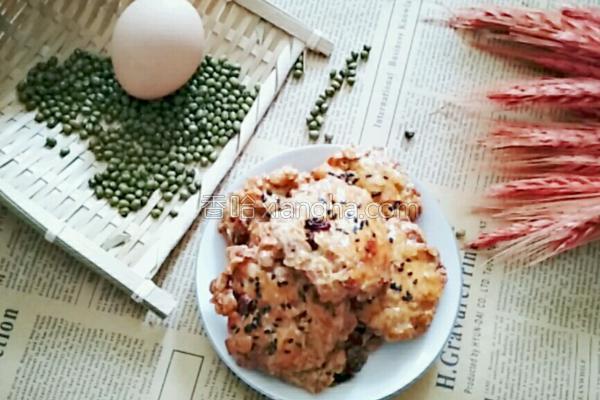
[210,148,446,393]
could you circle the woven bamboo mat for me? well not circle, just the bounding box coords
[0,0,332,317]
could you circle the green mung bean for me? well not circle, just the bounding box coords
[17,50,258,215]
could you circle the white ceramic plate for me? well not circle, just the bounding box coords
[196,145,461,400]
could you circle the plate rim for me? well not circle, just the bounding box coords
[196,144,462,400]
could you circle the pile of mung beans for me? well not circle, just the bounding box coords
[307,45,370,142]
[16,49,257,218]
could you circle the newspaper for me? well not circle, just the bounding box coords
[1,0,599,399]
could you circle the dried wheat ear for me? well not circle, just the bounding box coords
[449,6,600,265]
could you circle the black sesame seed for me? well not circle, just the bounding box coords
[298,287,307,302]
[266,339,278,355]
[305,217,331,232]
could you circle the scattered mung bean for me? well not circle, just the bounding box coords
[16,49,257,216]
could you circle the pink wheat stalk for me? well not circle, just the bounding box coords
[468,219,553,250]
[472,41,600,79]
[449,7,600,61]
[484,175,600,201]
[561,7,600,25]
[576,108,600,120]
[484,121,600,150]
[498,155,600,176]
[487,78,600,109]
[469,207,600,265]
[450,6,600,265]
[478,197,600,222]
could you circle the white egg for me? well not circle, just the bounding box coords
[111,0,205,100]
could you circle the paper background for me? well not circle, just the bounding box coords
[1,0,599,399]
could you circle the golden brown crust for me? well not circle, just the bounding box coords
[219,167,311,246]
[312,148,422,220]
[210,246,356,392]
[211,148,445,393]
[245,176,394,303]
[357,218,447,341]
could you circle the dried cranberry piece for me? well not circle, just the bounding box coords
[307,237,318,250]
[304,217,331,232]
[231,230,249,245]
[236,294,256,316]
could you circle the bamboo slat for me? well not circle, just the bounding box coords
[0,0,331,317]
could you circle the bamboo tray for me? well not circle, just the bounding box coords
[0,0,332,317]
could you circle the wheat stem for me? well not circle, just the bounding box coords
[487,78,600,109]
